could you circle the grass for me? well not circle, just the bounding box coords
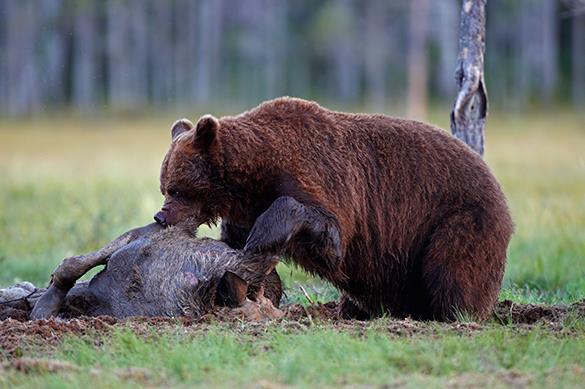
[0,107,584,386]
[2,323,584,387]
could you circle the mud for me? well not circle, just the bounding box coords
[1,300,584,359]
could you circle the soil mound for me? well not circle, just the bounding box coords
[494,299,585,324]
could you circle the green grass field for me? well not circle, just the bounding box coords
[1,108,584,387]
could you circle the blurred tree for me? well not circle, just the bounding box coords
[485,1,514,108]
[72,0,100,108]
[264,0,287,99]
[0,1,6,110]
[432,0,458,99]
[106,0,148,108]
[0,0,581,116]
[363,0,388,111]
[332,0,359,104]
[173,0,198,104]
[314,0,360,103]
[406,0,429,119]
[39,0,67,108]
[3,1,40,115]
[149,0,174,105]
[518,0,558,105]
[194,0,224,103]
[572,11,585,105]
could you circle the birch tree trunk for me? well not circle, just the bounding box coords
[451,0,488,157]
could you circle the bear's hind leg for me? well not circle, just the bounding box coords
[419,211,507,321]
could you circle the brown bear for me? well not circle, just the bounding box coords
[155,97,513,321]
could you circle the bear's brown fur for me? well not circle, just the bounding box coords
[156,97,513,321]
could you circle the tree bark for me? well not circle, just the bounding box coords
[451,0,488,157]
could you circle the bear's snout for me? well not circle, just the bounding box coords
[154,211,168,227]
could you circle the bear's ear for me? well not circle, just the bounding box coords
[171,118,194,141]
[194,114,219,152]
[215,270,248,308]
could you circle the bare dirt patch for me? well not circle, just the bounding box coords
[494,299,585,324]
[1,300,584,359]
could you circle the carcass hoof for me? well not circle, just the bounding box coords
[30,285,67,320]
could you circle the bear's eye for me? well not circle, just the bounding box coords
[169,189,182,199]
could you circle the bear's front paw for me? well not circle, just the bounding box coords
[243,198,303,255]
[243,228,290,255]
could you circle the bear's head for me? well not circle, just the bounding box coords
[155,115,226,228]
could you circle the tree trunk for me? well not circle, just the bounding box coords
[4,1,40,115]
[173,0,198,104]
[72,0,100,109]
[264,0,286,99]
[538,0,559,104]
[516,0,558,107]
[194,0,224,103]
[150,1,174,106]
[39,0,67,108]
[364,0,387,111]
[106,0,148,108]
[407,0,429,119]
[434,0,458,99]
[451,0,488,157]
[332,0,359,104]
[572,13,585,106]
[0,1,7,112]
